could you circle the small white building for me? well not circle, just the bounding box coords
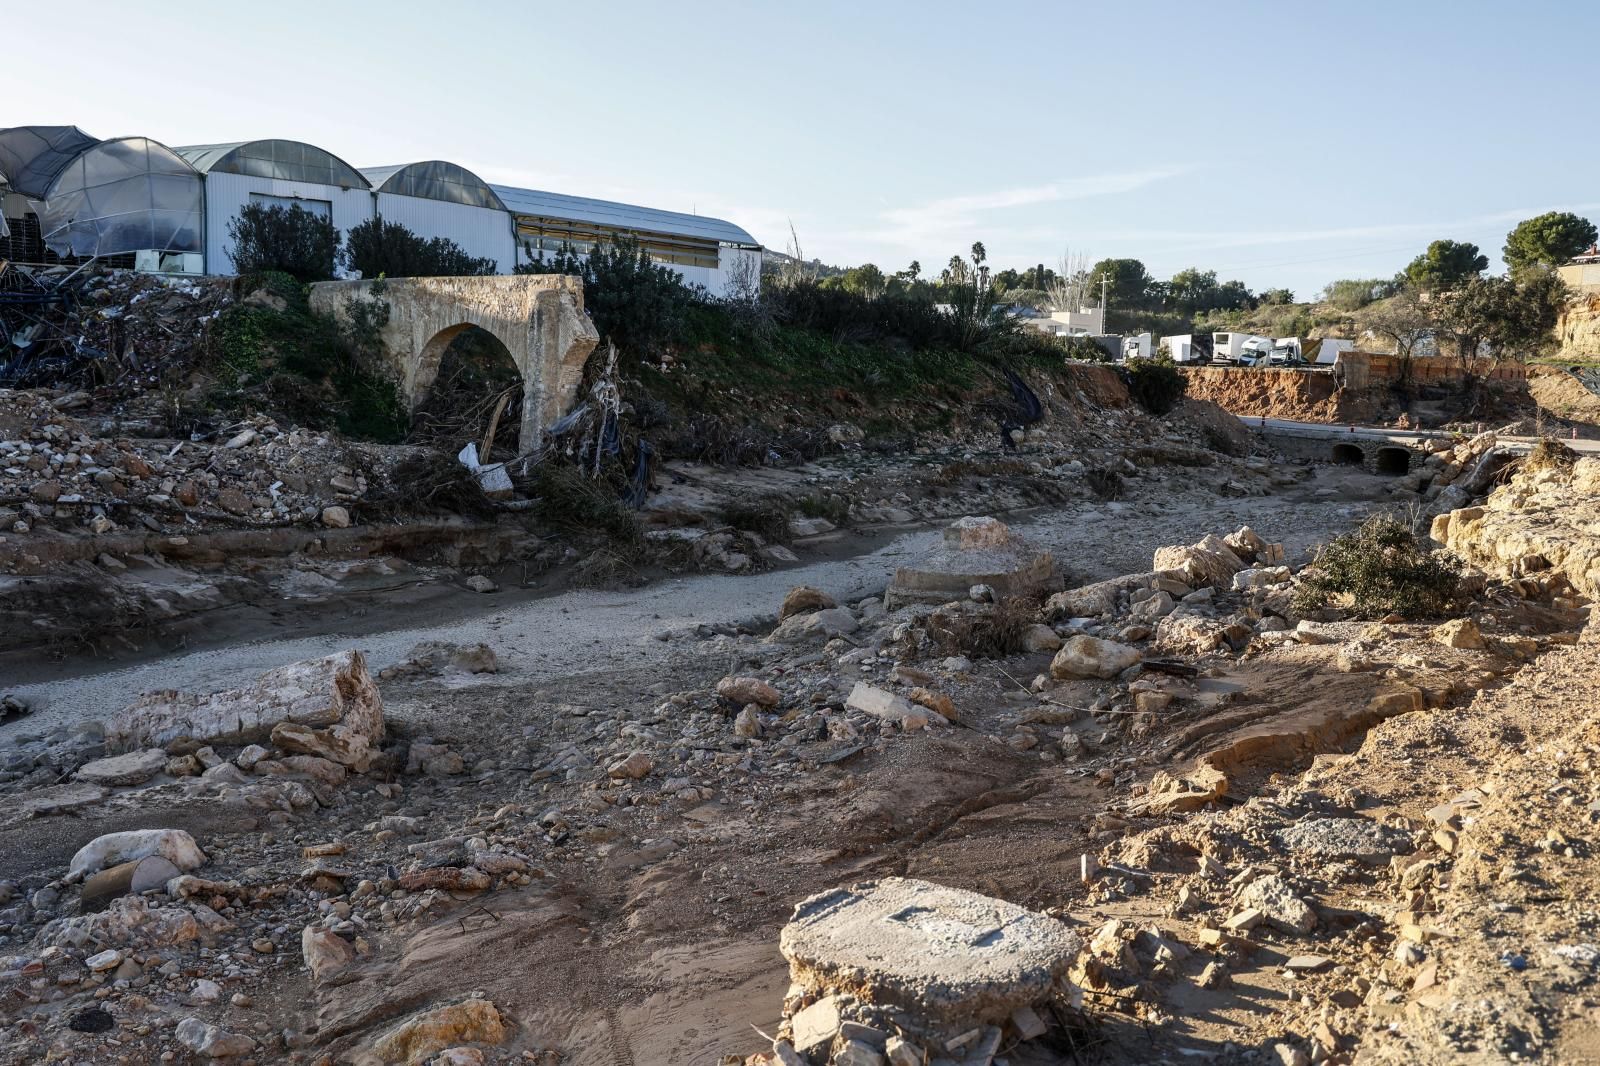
[177,139,375,276]
[360,161,517,274]
[1121,332,1152,360]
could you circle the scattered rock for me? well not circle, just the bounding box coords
[781,585,836,619]
[1432,617,1486,650]
[301,926,356,984]
[717,676,780,707]
[75,748,168,786]
[175,1017,254,1058]
[1235,874,1317,935]
[370,998,507,1066]
[1051,635,1142,679]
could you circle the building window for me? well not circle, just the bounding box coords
[249,192,332,219]
[515,217,719,270]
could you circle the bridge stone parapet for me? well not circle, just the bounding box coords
[309,274,599,453]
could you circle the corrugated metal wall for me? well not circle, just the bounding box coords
[374,193,516,274]
[201,172,373,275]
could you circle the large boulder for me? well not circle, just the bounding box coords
[1152,534,1246,590]
[104,651,384,752]
[68,829,207,881]
[1050,636,1141,679]
[369,999,507,1066]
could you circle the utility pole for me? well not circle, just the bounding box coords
[1098,272,1110,332]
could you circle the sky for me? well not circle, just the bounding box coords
[11,0,1599,298]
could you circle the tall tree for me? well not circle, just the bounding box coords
[1166,267,1219,314]
[1088,258,1157,310]
[1503,211,1598,280]
[841,262,886,300]
[1404,239,1488,292]
[1433,273,1567,361]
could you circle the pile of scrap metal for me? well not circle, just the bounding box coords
[0,260,97,387]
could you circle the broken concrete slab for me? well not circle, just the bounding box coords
[103,650,384,752]
[779,877,1080,1026]
[20,781,108,817]
[885,517,1054,610]
[76,749,168,786]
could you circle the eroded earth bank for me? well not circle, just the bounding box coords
[2,380,1598,1066]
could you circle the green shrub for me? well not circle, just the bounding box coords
[517,235,698,352]
[343,217,496,278]
[227,203,339,282]
[1293,515,1463,620]
[1125,358,1188,415]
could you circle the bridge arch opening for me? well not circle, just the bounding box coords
[413,324,523,460]
[1375,446,1411,475]
[1331,442,1364,466]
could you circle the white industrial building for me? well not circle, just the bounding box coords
[497,185,760,296]
[175,139,375,277]
[2,125,763,297]
[361,161,517,273]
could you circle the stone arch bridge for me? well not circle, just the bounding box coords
[309,275,599,453]
[1249,420,1425,474]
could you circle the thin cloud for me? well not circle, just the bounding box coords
[867,165,1195,248]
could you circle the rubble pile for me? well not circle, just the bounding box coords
[0,391,431,541]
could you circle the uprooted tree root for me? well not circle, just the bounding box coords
[526,462,644,551]
[923,594,1046,660]
[358,451,498,521]
[1523,437,1579,474]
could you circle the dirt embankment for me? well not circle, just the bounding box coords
[1181,366,1378,423]
[1528,365,1600,427]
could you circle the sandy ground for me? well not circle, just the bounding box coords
[3,466,1385,739]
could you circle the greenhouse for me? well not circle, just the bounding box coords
[176,139,375,276]
[0,127,203,269]
[359,161,516,272]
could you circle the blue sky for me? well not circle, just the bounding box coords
[13,0,1597,297]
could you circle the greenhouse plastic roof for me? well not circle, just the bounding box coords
[39,137,203,258]
[491,185,759,247]
[361,161,506,211]
[0,126,100,200]
[175,139,369,189]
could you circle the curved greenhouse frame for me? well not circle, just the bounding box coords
[360,161,506,211]
[0,125,98,199]
[178,139,370,189]
[37,137,204,258]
